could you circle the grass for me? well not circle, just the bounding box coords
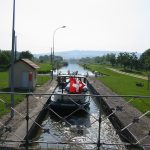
[0,71,8,89]
[0,89,29,117]
[37,75,51,85]
[87,64,150,117]
[37,63,52,73]
[106,64,150,77]
[0,70,51,118]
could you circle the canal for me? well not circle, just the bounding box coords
[54,63,95,77]
[31,63,126,150]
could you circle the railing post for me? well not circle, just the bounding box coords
[26,94,29,150]
[97,96,102,150]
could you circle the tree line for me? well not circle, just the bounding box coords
[0,50,66,69]
[79,49,150,71]
[39,54,68,69]
[0,50,33,67]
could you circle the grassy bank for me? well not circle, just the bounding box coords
[87,64,150,117]
[37,63,52,74]
[0,71,51,118]
[0,72,8,89]
[102,64,150,77]
[37,75,50,85]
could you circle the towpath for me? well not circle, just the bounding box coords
[0,79,57,148]
[106,67,148,80]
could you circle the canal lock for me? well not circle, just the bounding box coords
[21,79,138,150]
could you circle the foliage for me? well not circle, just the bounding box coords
[129,52,139,70]
[0,50,11,68]
[39,55,51,63]
[79,49,150,72]
[139,49,150,71]
[117,52,130,69]
[19,50,33,60]
[0,49,63,73]
[105,53,116,66]
[39,55,63,63]
[38,55,64,71]
[55,56,63,62]
[0,50,34,69]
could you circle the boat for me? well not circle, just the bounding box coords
[49,73,90,115]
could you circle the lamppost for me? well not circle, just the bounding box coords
[52,26,66,77]
[10,0,16,118]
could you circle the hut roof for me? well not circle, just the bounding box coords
[16,59,39,69]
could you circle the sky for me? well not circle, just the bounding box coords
[0,0,150,54]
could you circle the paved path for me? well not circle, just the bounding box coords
[88,77,150,150]
[106,67,148,80]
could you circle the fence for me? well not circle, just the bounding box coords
[0,91,150,150]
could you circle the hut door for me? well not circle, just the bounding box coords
[22,72,28,88]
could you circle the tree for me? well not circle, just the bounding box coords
[129,52,138,70]
[139,49,150,71]
[117,52,130,70]
[19,51,33,60]
[95,56,101,63]
[0,52,9,65]
[0,50,11,66]
[54,56,63,62]
[39,55,50,63]
[106,53,116,66]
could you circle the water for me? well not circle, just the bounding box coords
[54,63,94,77]
[32,64,126,149]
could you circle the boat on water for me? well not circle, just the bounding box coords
[49,73,90,114]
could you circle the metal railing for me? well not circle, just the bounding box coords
[0,91,150,150]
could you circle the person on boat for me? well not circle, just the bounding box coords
[75,71,78,75]
[67,70,70,75]
[65,77,88,93]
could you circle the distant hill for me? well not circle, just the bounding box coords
[55,50,120,59]
[34,50,141,59]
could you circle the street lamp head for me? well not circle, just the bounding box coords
[62,26,66,28]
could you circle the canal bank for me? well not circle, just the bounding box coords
[87,77,150,150]
[0,79,57,148]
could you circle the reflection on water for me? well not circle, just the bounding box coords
[33,97,126,150]
[32,64,127,149]
[54,63,94,76]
